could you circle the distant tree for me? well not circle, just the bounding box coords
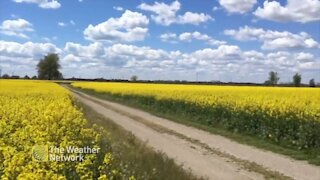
[267,71,279,86]
[130,75,138,82]
[309,78,315,87]
[31,75,37,79]
[264,80,271,85]
[293,73,301,87]
[11,75,20,79]
[37,53,63,80]
[24,75,30,79]
[2,74,10,79]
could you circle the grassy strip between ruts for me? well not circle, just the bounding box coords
[72,86,320,166]
[74,98,203,180]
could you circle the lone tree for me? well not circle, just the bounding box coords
[265,71,279,86]
[37,53,63,80]
[293,73,301,87]
[309,78,315,87]
[130,75,138,82]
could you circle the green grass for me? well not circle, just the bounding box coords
[74,99,203,180]
[73,87,320,166]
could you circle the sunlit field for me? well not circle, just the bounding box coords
[0,80,197,180]
[0,80,121,179]
[73,82,320,150]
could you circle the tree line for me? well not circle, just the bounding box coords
[265,71,316,87]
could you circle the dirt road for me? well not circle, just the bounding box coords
[66,86,320,180]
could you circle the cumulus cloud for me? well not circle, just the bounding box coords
[60,42,319,78]
[160,33,178,43]
[0,40,61,77]
[64,42,105,58]
[0,40,60,57]
[219,0,257,14]
[160,31,226,45]
[13,0,61,9]
[254,0,320,23]
[295,52,315,62]
[83,10,149,42]
[191,45,242,63]
[224,26,319,50]
[0,18,34,39]
[1,39,318,82]
[138,1,212,26]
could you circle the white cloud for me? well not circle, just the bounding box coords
[41,36,57,43]
[219,0,257,14]
[254,0,320,23]
[0,40,61,77]
[296,52,315,62]
[13,0,61,9]
[138,1,180,26]
[58,20,76,27]
[113,6,124,11]
[58,22,66,27]
[160,31,226,45]
[160,33,178,43]
[212,6,221,11]
[107,44,172,60]
[1,39,318,82]
[177,12,212,25]
[62,42,319,75]
[224,26,319,50]
[191,45,242,62]
[64,42,105,58]
[0,40,60,58]
[83,10,149,42]
[0,18,34,39]
[138,1,212,26]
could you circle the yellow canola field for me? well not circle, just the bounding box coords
[72,82,320,149]
[0,80,117,179]
[72,82,320,119]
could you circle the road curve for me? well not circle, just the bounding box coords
[65,86,320,180]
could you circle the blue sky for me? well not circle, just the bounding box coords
[0,0,319,83]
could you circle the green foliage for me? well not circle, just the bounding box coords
[293,73,302,87]
[267,71,280,85]
[37,53,63,80]
[130,75,138,82]
[309,78,315,87]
